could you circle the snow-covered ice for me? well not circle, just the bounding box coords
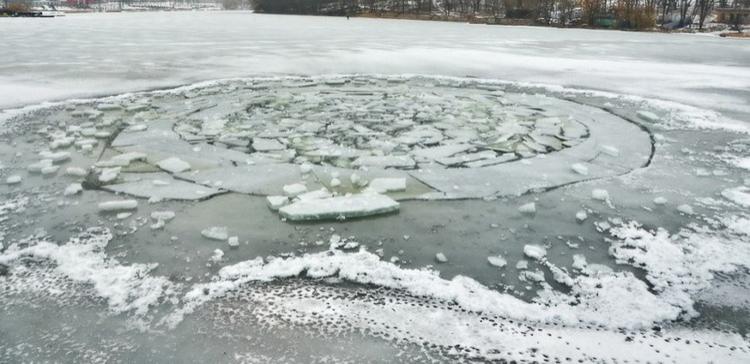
[279,193,399,221]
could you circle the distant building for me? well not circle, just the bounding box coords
[716,0,750,25]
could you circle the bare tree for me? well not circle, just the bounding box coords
[695,0,714,29]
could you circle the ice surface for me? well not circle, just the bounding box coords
[721,186,750,207]
[366,178,406,193]
[103,173,222,201]
[279,193,399,221]
[157,157,191,174]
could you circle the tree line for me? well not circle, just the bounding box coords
[250,0,740,30]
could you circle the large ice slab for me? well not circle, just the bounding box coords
[278,193,399,221]
[103,172,223,201]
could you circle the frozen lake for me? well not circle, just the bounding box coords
[1,11,750,363]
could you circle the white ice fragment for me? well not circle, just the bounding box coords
[487,255,507,268]
[41,165,60,175]
[201,226,228,241]
[63,183,83,196]
[228,236,240,248]
[296,188,332,201]
[515,260,529,270]
[39,151,71,163]
[591,189,609,201]
[150,210,176,221]
[116,212,132,220]
[157,157,191,174]
[637,110,659,122]
[571,163,589,175]
[95,152,147,168]
[435,252,448,263]
[266,195,289,211]
[367,178,407,193]
[653,196,668,205]
[210,249,224,263]
[252,138,285,152]
[518,202,536,215]
[352,155,416,169]
[98,167,120,183]
[523,244,547,260]
[27,159,53,173]
[600,145,620,157]
[283,183,307,197]
[677,204,694,215]
[721,186,750,207]
[279,193,399,221]
[329,177,341,187]
[349,172,367,187]
[65,167,88,177]
[572,254,588,271]
[5,175,22,185]
[98,200,138,212]
[575,210,588,223]
[299,163,313,174]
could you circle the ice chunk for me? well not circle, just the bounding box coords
[201,226,228,241]
[5,175,22,185]
[98,200,138,212]
[600,145,620,157]
[591,189,609,201]
[516,260,529,270]
[435,252,448,263]
[523,244,547,260]
[95,152,147,168]
[518,202,536,215]
[65,167,88,177]
[330,177,341,187]
[571,163,589,175]
[637,110,659,122]
[299,163,313,174]
[412,144,473,161]
[63,183,83,196]
[252,138,285,152]
[677,204,694,215]
[228,236,240,248]
[283,183,307,197]
[41,165,60,175]
[98,167,120,183]
[103,173,222,201]
[349,172,367,188]
[39,151,71,163]
[653,196,667,205]
[150,210,175,221]
[487,255,507,268]
[352,155,416,169]
[266,196,289,211]
[575,210,588,223]
[572,254,588,271]
[296,188,332,201]
[157,157,191,173]
[279,193,399,221]
[721,186,750,207]
[210,249,224,263]
[367,178,407,193]
[27,159,53,173]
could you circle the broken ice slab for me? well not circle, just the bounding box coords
[266,195,289,211]
[95,152,147,168]
[201,226,228,241]
[278,193,399,221]
[351,155,416,169]
[436,151,497,167]
[98,199,138,212]
[102,172,223,201]
[252,138,286,152]
[157,157,191,174]
[177,164,321,196]
[411,144,474,162]
[367,178,406,193]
